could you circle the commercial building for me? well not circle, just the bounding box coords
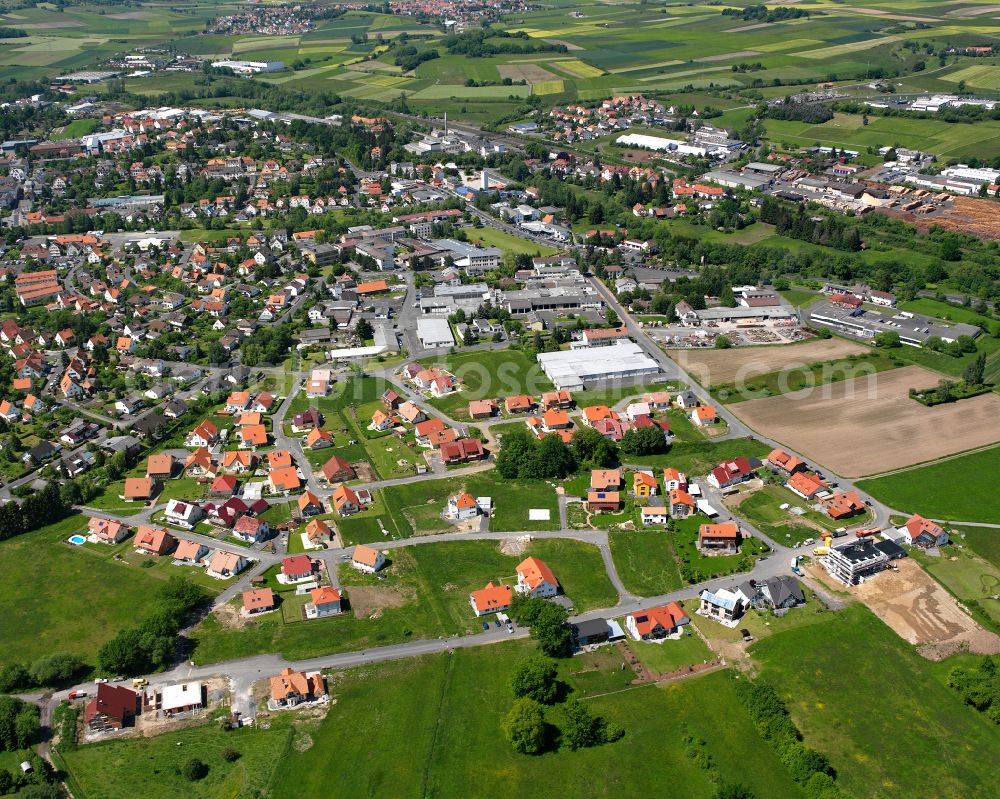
[536,341,661,390]
[804,301,980,347]
[416,318,455,349]
[211,60,285,74]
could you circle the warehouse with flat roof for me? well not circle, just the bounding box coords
[416,318,455,349]
[536,341,661,390]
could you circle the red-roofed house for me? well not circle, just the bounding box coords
[469,582,513,617]
[698,522,741,555]
[625,602,690,642]
[901,514,949,548]
[707,457,755,490]
[281,555,314,583]
[515,557,560,598]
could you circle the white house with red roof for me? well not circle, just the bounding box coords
[707,457,755,490]
[469,582,513,617]
[515,557,560,599]
[899,514,949,548]
[625,602,690,642]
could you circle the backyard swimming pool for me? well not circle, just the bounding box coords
[68,535,86,545]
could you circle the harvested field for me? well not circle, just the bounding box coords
[824,559,1000,658]
[698,50,761,62]
[671,338,866,385]
[846,8,940,22]
[727,366,1000,477]
[947,4,1000,17]
[543,38,582,51]
[498,62,558,83]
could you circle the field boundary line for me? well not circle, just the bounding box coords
[858,442,1000,481]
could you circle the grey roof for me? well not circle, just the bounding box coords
[762,576,804,607]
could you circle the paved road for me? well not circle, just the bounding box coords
[590,277,896,531]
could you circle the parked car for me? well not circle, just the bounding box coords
[481,622,490,631]
[94,678,108,684]
[506,623,514,634]
[67,690,87,700]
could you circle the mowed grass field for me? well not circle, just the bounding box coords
[754,605,1000,799]
[60,715,291,799]
[267,642,807,799]
[858,445,1000,523]
[0,515,199,668]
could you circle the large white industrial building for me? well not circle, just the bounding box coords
[536,341,661,390]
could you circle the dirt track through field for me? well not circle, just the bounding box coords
[671,338,866,385]
[728,366,1000,477]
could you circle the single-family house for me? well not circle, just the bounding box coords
[633,471,658,498]
[145,453,173,480]
[88,516,129,544]
[186,420,219,448]
[85,684,138,732]
[446,492,480,520]
[207,550,249,578]
[626,602,689,642]
[505,395,535,415]
[698,522,741,555]
[165,499,203,528]
[320,455,355,484]
[901,514,949,548]
[468,399,498,420]
[269,668,325,707]
[269,466,301,494]
[767,448,805,476]
[133,526,176,556]
[281,554,314,583]
[786,471,828,500]
[123,477,156,502]
[759,576,805,610]
[233,515,269,543]
[590,469,623,492]
[306,587,342,618]
[174,539,209,564]
[698,587,745,626]
[690,405,718,427]
[823,490,865,520]
[351,544,386,574]
[707,457,755,490]
[515,557,560,598]
[242,587,275,615]
[641,506,669,526]
[587,490,621,513]
[332,484,362,515]
[669,488,696,519]
[298,490,324,517]
[470,582,513,617]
